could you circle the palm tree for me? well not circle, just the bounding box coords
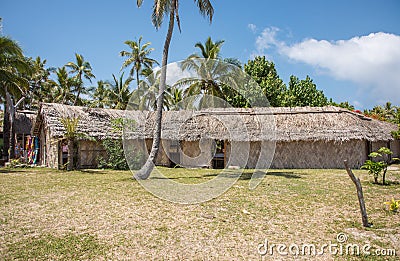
[188,36,224,60]
[60,116,80,171]
[108,73,133,110]
[90,80,112,108]
[176,59,233,108]
[0,36,30,100]
[28,56,55,109]
[133,69,160,110]
[48,67,78,104]
[0,36,31,160]
[66,53,95,105]
[165,86,183,110]
[176,36,235,108]
[383,102,396,121]
[120,36,158,90]
[133,69,174,110]
[134,0,214,180]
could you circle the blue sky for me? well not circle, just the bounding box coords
[1,0,399,109]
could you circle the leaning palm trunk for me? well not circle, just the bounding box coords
[5,91,25,160]
[3,95,11,159]
[134,1,176,180]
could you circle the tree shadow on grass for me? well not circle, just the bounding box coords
[80,169,112,175]
[146,170,302,180]
[0,168,32,174]
[237,171,302,180]
[368,180,400,186]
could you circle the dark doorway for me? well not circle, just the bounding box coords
[212,140,225,169]
[169,140,180,167]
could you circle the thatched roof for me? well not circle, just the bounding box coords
[33,103,130,140]
[15,110,36,135]
[33,103,397,142]
[0,110,35,135]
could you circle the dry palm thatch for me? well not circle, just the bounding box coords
[15,110,36,135]
[33,103,397,143]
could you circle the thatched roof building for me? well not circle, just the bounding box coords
[33,103,399,169]
[33,103,395,142]
[135,106,396,142]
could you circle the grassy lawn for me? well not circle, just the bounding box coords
[0,166,399,260]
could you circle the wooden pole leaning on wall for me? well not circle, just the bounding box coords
[344,160,372,228]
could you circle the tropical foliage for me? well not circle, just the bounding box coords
[66,53,95,106]
[60,116,80,171]
[283,75,328,107]
[2,21,400,167]
[120,36,158,90]
[244,56,286,107]
[364,102,400,124]
[0,36,31,101]
[361,147,398,185]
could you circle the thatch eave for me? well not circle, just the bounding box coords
[35,103,397,143]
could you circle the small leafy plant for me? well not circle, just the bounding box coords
[361,147,398,185]
[384,198,400,213]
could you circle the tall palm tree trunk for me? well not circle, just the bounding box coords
[136,69,140,93]
[3,97,10,160]
[73,82,82,105]
[5,91,16,160]
[134,0,176,180]
[5,91,25,161]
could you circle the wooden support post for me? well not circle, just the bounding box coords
[344,160,372,228]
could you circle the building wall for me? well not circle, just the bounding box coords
[271,140,367,169]
[371,141,389,153]
[242,141,276,169]
[390,140,400,159]
[144,139,170,166]
[38,127,46,166]
[225,141,251,168]
[46,132,59,169]
[39,133,390,170]
[78,140,107,168]
[179,139,213,168]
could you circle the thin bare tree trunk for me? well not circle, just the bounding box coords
[344,160,372,227]
[67,138,74,171]
[134,0,176,180]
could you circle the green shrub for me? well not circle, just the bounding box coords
[98,138,142,170]
[361,147,398,185]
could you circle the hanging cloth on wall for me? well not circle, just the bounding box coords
[25,136,39,164]
[26,136,33,163]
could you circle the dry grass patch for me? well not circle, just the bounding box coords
[0,166,399,260]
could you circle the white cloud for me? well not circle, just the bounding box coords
[255,27,281,53]
[153,61,197,86]
[253,28,400,104]
[248,23,257,33]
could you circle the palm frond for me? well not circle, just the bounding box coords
[195,0,214,23]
